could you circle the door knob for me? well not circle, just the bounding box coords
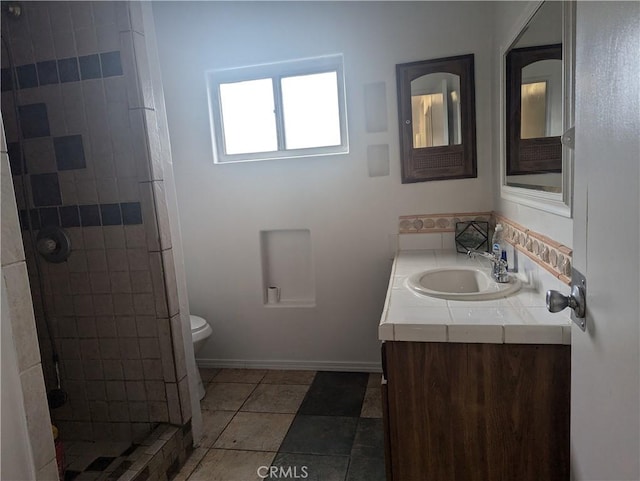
[546,285,586,318]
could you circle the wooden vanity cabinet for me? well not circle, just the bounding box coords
[381,341,570,481]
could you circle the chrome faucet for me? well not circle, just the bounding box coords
[467,250,510,283]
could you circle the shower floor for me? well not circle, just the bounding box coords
[63,441,136,481]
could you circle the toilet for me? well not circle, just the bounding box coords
[190,315,213,400]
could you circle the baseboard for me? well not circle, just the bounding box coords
[196,358,382,373]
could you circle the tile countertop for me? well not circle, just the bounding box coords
[379,250,572,345]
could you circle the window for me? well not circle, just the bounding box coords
[207,55,348,163]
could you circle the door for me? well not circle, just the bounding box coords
[571,2,640,479]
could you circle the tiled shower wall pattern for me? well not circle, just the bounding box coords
[1,1,191,442]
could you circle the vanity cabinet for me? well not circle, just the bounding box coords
[381,341,570,481]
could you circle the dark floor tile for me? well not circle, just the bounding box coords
[299,372,368,417]
[85,456,116,471]
[279,415,358,456]
[313,371,369,389]
[345,455,386,481]
[121,444,138,456]
[268,453,349,481]
[351,418,384,459]
[63,470,81,481]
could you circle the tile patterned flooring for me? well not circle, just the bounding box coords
[175,368,385,481]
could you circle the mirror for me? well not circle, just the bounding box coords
[507,43,562,183]
[411,73,461,148]
[501,1,574,216]
[397,54,476,183]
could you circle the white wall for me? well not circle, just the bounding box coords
[492,1,573,246]
[152,1,495,368]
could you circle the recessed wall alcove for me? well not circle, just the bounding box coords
[260,229,315,307]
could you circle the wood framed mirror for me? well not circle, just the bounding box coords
[506,43,562,176]
[396,54,477,183]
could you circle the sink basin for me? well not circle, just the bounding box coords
[406,267,521,301]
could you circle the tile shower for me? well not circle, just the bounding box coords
[1,1,193,478]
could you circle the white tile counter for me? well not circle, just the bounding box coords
[379,250,572,344]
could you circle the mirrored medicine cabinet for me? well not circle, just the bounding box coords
[396,54,477,183]
[500,1,575,217]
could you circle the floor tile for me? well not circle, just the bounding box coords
[268,453,349,481]
[367,373,382,388]
[188,449,276,481]
[213,368,267,383]
[351,418,384,459]
[241,384,309,414]
[85,456,115,471]
[201,382,256,411]
[199,368,220,384]
[279,415,358,456]
[199,410,236,447]
[261,370,316,385]
[298,372,368,417]
[360,387,383,418]
[345,455,386,481]
[171,447,208,481]
[214,412,295,452]
[313,371,369,389]
[67,455,100,472]
[71,472,102,481]
[64,471,81,481]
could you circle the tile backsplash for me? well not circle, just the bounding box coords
[398,211,573,285]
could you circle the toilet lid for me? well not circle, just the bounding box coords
[190,315,208,331]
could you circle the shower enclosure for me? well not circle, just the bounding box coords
[1,2,198,479]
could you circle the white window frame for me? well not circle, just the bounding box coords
[206,54,349,164]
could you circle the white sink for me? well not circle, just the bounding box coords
[406,267,521,301]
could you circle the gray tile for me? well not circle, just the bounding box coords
[280,415,358,456]
[351,418,384,459]
[345,455,386,481]
[298,372,367,417]
[268,453,349,481]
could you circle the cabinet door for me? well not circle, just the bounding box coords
[385,341,570,481]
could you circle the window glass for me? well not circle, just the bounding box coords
[281,71,341,150]
[219,78,277,155]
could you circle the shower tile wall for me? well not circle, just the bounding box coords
[1,1,190,443]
